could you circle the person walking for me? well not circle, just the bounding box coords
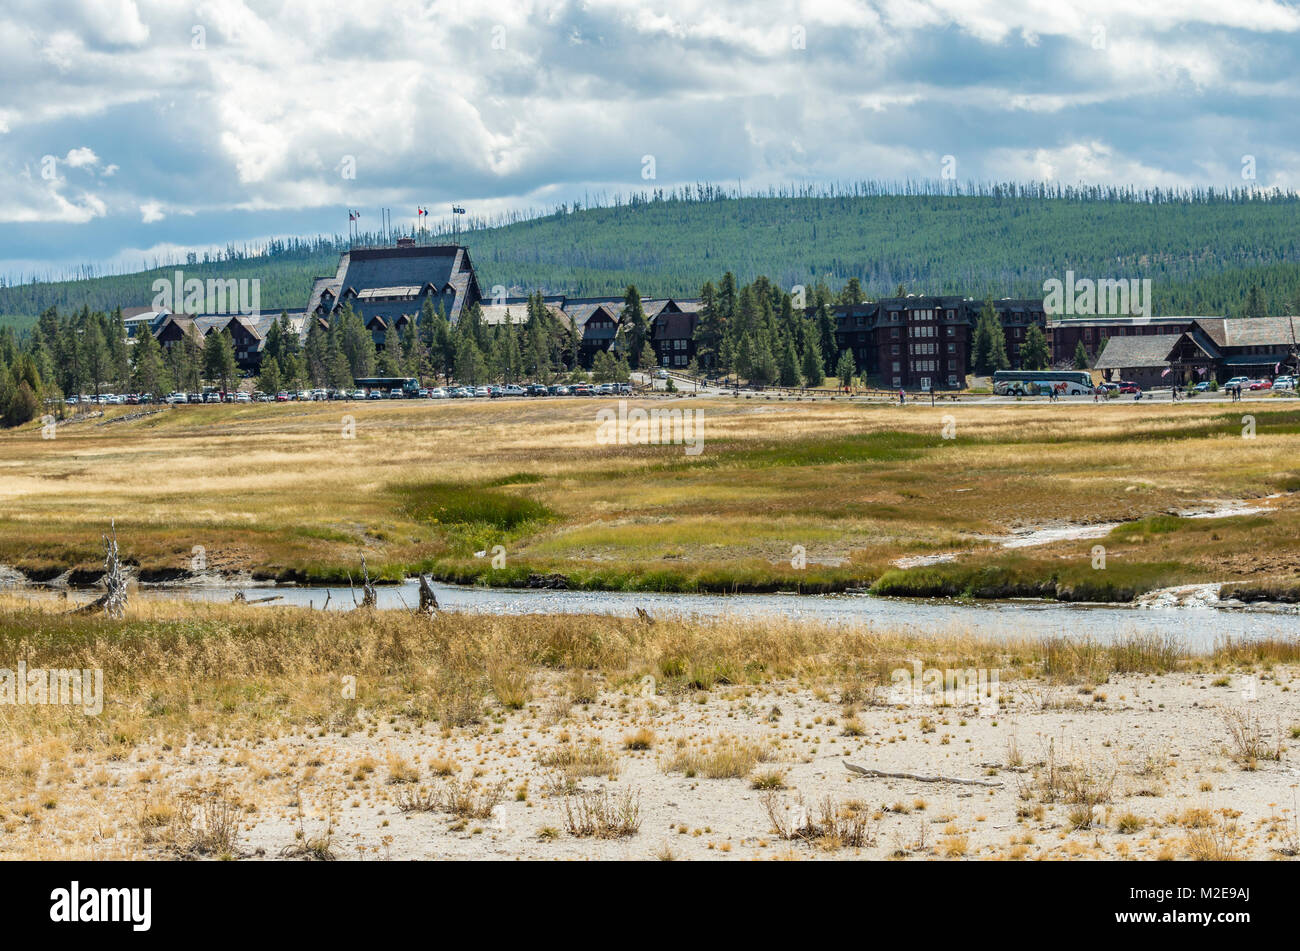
[898,388,905,405]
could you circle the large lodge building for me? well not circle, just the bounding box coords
[130,240,1300,388]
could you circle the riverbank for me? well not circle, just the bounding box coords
[2,598,1296,860]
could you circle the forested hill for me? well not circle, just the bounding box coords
[5,185,1300,329]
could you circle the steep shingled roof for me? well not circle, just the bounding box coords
[1093,334,1181,370]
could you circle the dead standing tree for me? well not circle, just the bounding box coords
[417,574,439,616]
[356,554,377,609]
[73,521,128,618]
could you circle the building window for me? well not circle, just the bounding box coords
[892,361,901,373]
[891,345,899,355]
[947,343,955,353]
[948,375,958,387]
[892,376,901,387]
[891,328,899,339]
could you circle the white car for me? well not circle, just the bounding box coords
[655,369,669,380]
[1273,376,1296,391]
[428,387,448,399]
[1224,376,1251,390]
[501,384,526,397]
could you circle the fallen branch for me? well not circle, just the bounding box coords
[844,761,1002,787]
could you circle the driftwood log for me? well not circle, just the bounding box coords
[635,606,654,625]
[844,761,1002,787]
[232,591,282,604]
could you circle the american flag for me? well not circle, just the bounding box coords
[1161,367,1171,377]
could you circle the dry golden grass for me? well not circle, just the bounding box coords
[2,398,1298,593]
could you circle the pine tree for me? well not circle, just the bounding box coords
[693,281,723,372]
[1073,339,1090,369]
[203,329,238,392]
[257,358,282,395]
[973,298,1009,375]
[1019,324,1050,370]
[79,318,110,399]
[837,277,863,306]
[778,334,800,386]
[622,285,650,369]
[454,336,485,384]
[379,326,405,376]
[800,333,825,386]
[835,350,856,388]
[131,321,170,395]
[1245,283,1268,319]
[814,287,837,376]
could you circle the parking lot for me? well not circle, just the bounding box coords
[60,381,639,406]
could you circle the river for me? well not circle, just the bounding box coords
[21,578,1289,651]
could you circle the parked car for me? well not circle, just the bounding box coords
[1224,376,1251,390]
[1250,379,1273,390]
[473,386,490,398]
[1193,381,1211,392]
[501,384,526,397]
[571,383,595,396]
[1274,376,1296,390]
[655,369,669,380]
[1117,382,1141,394]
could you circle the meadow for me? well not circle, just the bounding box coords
[1,395,1299,601]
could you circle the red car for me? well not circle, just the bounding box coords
[1249,379,1272,390]
[1118,381,1142,394]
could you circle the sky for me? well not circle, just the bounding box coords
[3,0,1299,281]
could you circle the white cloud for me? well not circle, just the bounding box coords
[64,146,99,168]
[1,0,1299,253]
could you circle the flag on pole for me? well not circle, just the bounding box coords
[1196,366,1207,376]
[1161,367,1171,377]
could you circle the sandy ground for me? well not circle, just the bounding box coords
[7,666,1300,861]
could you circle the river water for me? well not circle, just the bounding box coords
[46,579,1290,651]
